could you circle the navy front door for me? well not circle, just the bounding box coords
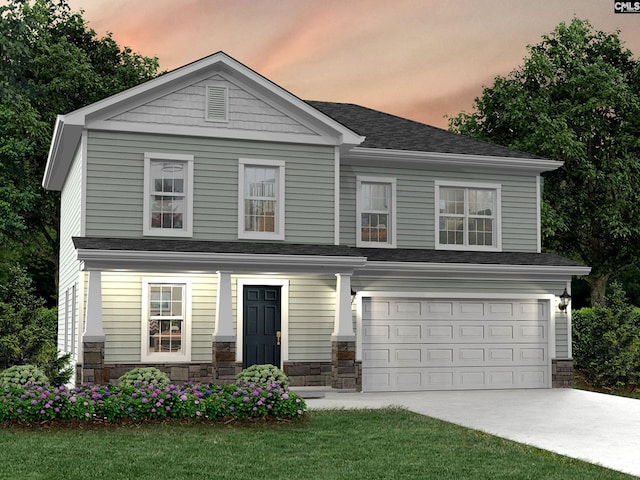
[243,286,281,369]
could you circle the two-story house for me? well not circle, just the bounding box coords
[43,52,589,391]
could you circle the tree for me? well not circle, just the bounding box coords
[449,18,640,305]
[572,282,640,390]
[0,0,160,304]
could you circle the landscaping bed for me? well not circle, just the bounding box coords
[0,382,306,425]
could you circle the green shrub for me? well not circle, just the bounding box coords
[236,364,289,388]
[0,364,48,390]
[118,367,170,389]
[573,282,640,389]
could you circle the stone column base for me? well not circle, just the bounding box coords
[212,340,241,384]
[331,340,361,391]
[552,358,574,388]
[79,341,109,386]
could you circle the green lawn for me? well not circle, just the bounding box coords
[0,408,632,480]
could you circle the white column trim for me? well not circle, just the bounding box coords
[332,273,355,340]
[213,271,235,341]
[82,270,105,342]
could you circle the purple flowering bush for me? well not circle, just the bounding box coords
[0,382,306,424]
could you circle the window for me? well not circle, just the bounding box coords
[143,153,194,237]
[356,176,396,248]
[238,158,285,240]
[141,279,190,362]
[435,181,501,251]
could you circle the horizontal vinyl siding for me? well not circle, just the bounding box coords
[85,131,335,243]
[341,163,538,252]
[58,143,83,356]
[288,276,336,362]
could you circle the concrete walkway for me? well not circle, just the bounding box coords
[304,389,640,478]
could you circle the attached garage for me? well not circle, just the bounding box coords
[361,296,552,392]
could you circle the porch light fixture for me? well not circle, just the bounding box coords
[351,288,357,303]
[558,288,571,312]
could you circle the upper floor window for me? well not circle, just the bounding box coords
[143,153,194,237]
[238,158,285,240]
[356,176,396,248]
[435,181,501,251]
[141,278,191,362]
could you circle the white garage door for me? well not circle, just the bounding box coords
[362,297,550,392]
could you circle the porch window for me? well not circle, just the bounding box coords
[238,158,285,240]
[142,279,190,362]
[435,181,501,251]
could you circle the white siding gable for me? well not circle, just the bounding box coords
[107,74,316,136]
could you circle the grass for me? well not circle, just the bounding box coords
[0,409,633,480]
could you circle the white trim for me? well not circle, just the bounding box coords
[360,261,590,278]
[141,277,192,363]
[143,152,194,237]
[80,130,88,237]
[356,176,397,248]
[565,280,573,359]
[236,278,289,368]
[238,158,285,240]
[77,248,368,272]
[334,147,340,245]
[343,147,563,174]
[536,175,542,253]
[434,180,502,252]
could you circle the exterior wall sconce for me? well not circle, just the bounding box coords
[559,288,571,312]
[351,288,357,303]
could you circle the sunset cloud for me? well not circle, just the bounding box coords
[68,0,640,128]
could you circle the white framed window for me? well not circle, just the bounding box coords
[435,180,502,251]
[143,153,194,237]
[238,158,285,240]
[356,176,397,248]
[141,278,191,362]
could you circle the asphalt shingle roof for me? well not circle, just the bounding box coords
[73,237,585,268]
[307,101,542,159]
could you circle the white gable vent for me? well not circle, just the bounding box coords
[206,85,228,122]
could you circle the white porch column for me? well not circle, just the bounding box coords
[213,270,235,341]
[83,270,105,342]
[332,273,355,340]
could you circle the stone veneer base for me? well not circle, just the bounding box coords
[552,358,574,388]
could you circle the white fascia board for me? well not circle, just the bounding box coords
[359,261,591,278]
[88,120,341,146]
[77,249,367,273]
[42,116,84,191]
[343,147,563,174]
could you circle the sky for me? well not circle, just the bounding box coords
[64,0,640,129]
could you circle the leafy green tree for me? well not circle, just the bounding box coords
[573,282,640,390]
[0,0,160,304]
[449,18,640,305]
[0,265,55,368]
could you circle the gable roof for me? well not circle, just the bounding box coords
[42,52,364,191]
[308,101,541,160]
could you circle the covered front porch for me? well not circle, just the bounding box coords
[74,237,368,389]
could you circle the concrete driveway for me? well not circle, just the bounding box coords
[304,389,640,477]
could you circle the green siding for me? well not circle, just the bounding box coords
[85,131,335,243]
[341,163,538,252]
[58,143,83,355]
